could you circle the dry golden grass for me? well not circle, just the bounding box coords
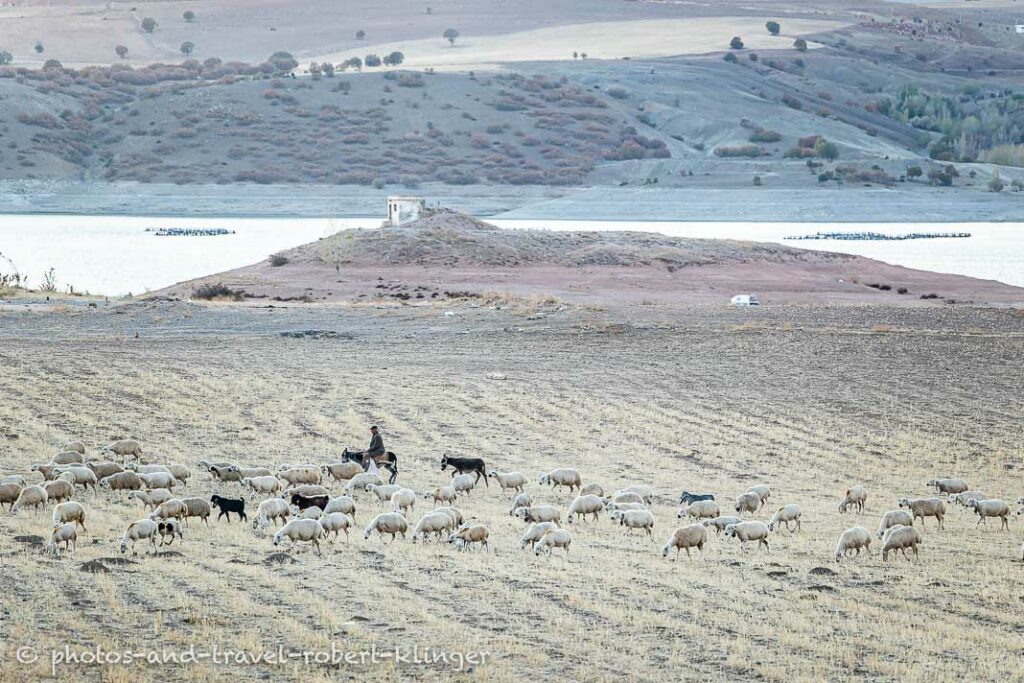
[0,303,1021,681]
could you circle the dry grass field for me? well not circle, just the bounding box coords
[0,300,1022,681]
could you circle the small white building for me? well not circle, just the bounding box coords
[386,196,425,226]
[1016,24,1024,34]
[730,294,761,306]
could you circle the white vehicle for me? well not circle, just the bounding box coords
[730,294,761,306]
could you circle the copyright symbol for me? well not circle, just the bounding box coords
[16,647,38,664]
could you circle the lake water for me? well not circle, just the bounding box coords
[0,215,1021,295]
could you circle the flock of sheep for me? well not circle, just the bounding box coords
[4,440,1024,565]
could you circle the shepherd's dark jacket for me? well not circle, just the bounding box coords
[367,433,385,457]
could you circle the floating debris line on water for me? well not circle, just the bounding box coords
[784,231,971,241]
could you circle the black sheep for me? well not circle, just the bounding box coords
[210,495,247,522]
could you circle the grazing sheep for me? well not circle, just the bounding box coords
[103,439,143,461]
[321,461,364,483]
[734,492,760,516]
[877,510,914,539]
[282,484,331,499]
[52,450,85,465]
[1,475,27,487]
[534,528,572,557]
[45,523,78,555]
[609,492,645,506]
[835,526,872,562]
[62,440,86,455]
[139,472,176,490]
[363,512,408,542]
[448,524,489,551]
[30,463,61,481]
[663,524,707,560]
[567,494,604,523]
[11,485,48,514]
[253,498,292,529]
[157,519,184,546]
[950,491,986,507]
[0,483,22,511]
[120,518,159,555]
[209,465,243,484]
[273,518,326,555]
[127,488,173,511]
[197,460,233,473]
[681,499,720,521]
[927,478,969,496]
[222,465,273,481]
[579,483,604,497]
[767,504,802,533]
[620,485,655,504]
[521,521,559,550]
[898,497,947,530]
[86,461,124,480]
[490,471,527,493]
[210,495,246,522]
[882,524,923,561]
[52,501,87,530]
[126,463,170,475]
[412,511,455,542]
[323,495,357,518]
[43,479,75,505]
[180,497,212,525]
[839,485,868,514]
[149,499,188,521]
[241,476,283,498]
[746,485,771,509]
[451,474,477,497]
[724,521,771,552]
[968,499,1011,530]
[426,486,458,507]
[619,509,656,539]
[367,484,403,505]
[608,502,647,518]
[99,471,144,494]
[434,507,465,528]
[390,488,416,515]
[702,515,743,536]
[319,512,354,542]
[53,466,98,493]
[514,505,561,524]
[278,466,321,487]
[345,472,383,494]
[509,492,533,516]
[539,468,582,493]
[293,505,322,520]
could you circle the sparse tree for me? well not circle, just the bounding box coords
[180,41,194,56]
[814,138,839,161]
[580,51,587,59]
[347,56,362,71]
[0,50,12,65]
[988,170,1004,193]
[34,41,44,54]
[42,59,62,70]
[443,28,460,46]
[724,52,737,63]
[308,61,322,79]
[383,51,404,66]
[141,17,157,33]
[356,30,366,40]
[183,10,196,22]
[729,36,744,50]
[426,6,432,14]
[266,51,298,72]
[573,51,578,59]
[364,53,381,67]
[793,38,808,52]
[115,45,128,59]
[906,165,922,180]
[766,21,781,36]
[322,61,335,77]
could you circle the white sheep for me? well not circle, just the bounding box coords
[662,524,707,560]
[149,499,188,521]
[127,488,173,511]
[367,483,402,505]
[1,475,27,488]
[514,505,561,524]
[724,521,771,552]
[345,472,383,494]
[120,518,159,555]
[968,498,1011,530]
[566,494,604,523]
[579,483,604,497]
[412,511,455,543]
[45,523,78,555]
[363,512,408,542]
[539,468,582,493]
[835,526,872,562]
[223,465,273,480]
[52,450,85,465]
[534,528,572,557]
[877,509,914,538]
[99,471,144,494]
[30,463,61,481]
[839,485,868,514]
[52,501,87,530]
[0,482,22,511]
[293,505,322,520]
[273,519,326,555]
[434,507,465,528]
[681,499,720,521]
[318,512,354,542]
[103,439,143,461]
[949,491,986,507]
[180,497,212,525]
[157,519,184,546]
[927,478,969,496]
[86,462,124,480]
[609,492,645,507]
[42,479,75,505]
[451,474,477,497]
[521,521,559,550]
[11,485,48,514]
[448,524,489,551]
[139,472,176,490]
[390,488,417,515]
[767,504,802,533]
[619,485,655,504]
[53,466,98,493]
[426,486,458,507]
[127,463,170,475]
[242,476,283,498]
[62,440,86,455]
[197,459,233,473]
[509,492,533,516]
[881,524,923,561]
[209,465,244,484]
[283,484,331,499]
[746,485,771,508]
[898,497,947,529]
[278,466,321,487]
[321,461,364,483]
[323,495,357,518]
[619,509,655,539]
[253,498,292,530]
[702,515,743,535]
[166,464,192,483]
[490,471,527,493]
[734,492,760,516]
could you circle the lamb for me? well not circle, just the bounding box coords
[0,483,22,510]
[157,519,184,546]
[746,485,771,509]
[43,479,75,505]
[662,524,707,560]
[451,474,477,497]
[509,492,533,516]
[566,494,604,523]
[62,440,87,455]
[53,466,98,493]
[367,483,403,504]
[702,515,743,536]
[425,486,458,507]
[539,468,582,493]
[273,519,326,555]
[390,488,417,515]
[51,450,85,465]
[882,524,923,561]
[412,511,456,542]
[86,461,124,480]
[345,472,383,494]
[45,523,78,555]
[11,485,48,513]
[102,439,143,461]
[968,498,1011,530]
[210,495,246,522]
[579,483,604,497]
[52,501,87,530]
[253,498,292,530]
[521,521,559,550]
[277,466,321,487]
[448,525,489,551]
[898,497,947,529]
[724,521,771,552]
[139,472,177,490]
[767,504,802,533]
[734,492,761,516]
[534,528,572,557]
[839,485,868,514]
[681,499,720,521]
[363,512,409,542]
[835,526,872,562]
[877,510,914,538]
[323,495,357,518]
[241,476,283,497]
[180,497,212,525]
[619,509,656,539]
[490,471,527,493]
[319,512,354,542]
[149,499,188,521]
[120,518,159,555]
[514,505,561,524]
[321,461,364,483]
[1,475,27,487]
[99,471,144,494]
[127,488,173,511]
[927,478,969,496]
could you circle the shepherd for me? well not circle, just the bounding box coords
[363,425,385,470]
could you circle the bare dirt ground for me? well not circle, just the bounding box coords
[0,295,1022,682]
